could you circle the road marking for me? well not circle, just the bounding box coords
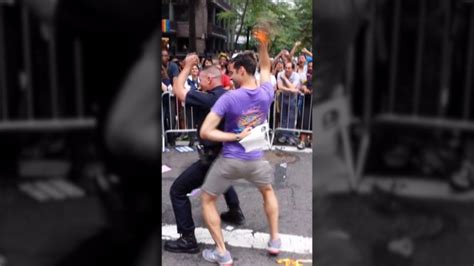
[162,224,312,254]
[18,180,85,202]
[271,145,313,153]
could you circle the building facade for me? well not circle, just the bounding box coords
[161,0,232,56]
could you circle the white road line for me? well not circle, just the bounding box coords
[270,145,313,153]
[162,224,312,255]
[19,182,49,202]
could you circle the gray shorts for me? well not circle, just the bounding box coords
[201,156,274,196]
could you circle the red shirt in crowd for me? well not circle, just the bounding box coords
[221,74,232,89]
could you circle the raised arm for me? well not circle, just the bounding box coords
[254,28,271,84]
[289,41,301,60]
[301,47,313,57]
[173,54,199,102]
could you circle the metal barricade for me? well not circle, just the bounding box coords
[355,0,474,184]
[161,91,196,147]
[270,91,312,146]
[160,88,313,150]
[0,2,95,132]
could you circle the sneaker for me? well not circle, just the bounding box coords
[450,161,474,192]
[220,208,245,226]
[277,136,288,144]
[297,141,305,150]
[287,136,298,146]
[164,233,199,253]
[202,248,233,265]
[307,138,312,148]
[267,238,282,255]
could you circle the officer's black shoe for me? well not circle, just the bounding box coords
[164,232,199,253]
[220,207,245,226]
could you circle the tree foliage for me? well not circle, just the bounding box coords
[217,0,312,56]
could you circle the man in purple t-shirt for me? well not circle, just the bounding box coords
[199,33,281,264]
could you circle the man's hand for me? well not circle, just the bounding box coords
[281,76,299,93]
[238,127,252,140]
[183,54,199,69]
[301,47,313,57]
[174,53,198,102]
[290,41,301,59]
[253,29,269,45]
[253,24,271,84]
[201,112,250,142]
[301,85,311,94]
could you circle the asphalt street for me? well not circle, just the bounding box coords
[161,147,313,265]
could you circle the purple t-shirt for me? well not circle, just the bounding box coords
[211,81,274,160]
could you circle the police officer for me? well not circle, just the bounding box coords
[163,55,245,253]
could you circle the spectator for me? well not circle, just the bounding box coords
[297,61,313,150]
[296,53,308,84]
[255,66,277,89]
[277,62,301,146]
[202,57,213,68]
[215,64,233,90]
[274,48,291,65]
[218,52,229,71]
[184,64,200,92]
[273,60,284,78]
[162,49,179,85]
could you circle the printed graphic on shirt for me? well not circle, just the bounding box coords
[235,106,265,133]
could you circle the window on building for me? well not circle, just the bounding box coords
[177,38,189,53]
[208,6,214,23]
[174,5,189,22]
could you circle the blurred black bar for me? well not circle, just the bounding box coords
[48,27,59,118]
[308,93,313,128]
[287,93,290,127]
[161,93,166,146]
[376,114,474,131]
[439,0,452,117]
[464,5,474,120]
[174,97,179,129]
[0,6,7,120]
[21,5,33,119]
[73,39,84,117]
[363,0,376,124]
[413,0,426,115]
[184,103,188,129]
[357,0,376,179]
[191,106,194,128]
[0,118,96,132]
[388,0,401,113]
[345,45,355,97]
[300,95,304,130]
